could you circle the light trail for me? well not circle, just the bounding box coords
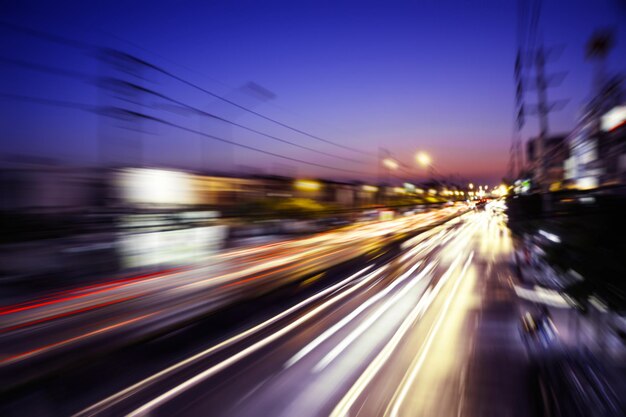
[284,260,427,369]
[1,313,156,365]
[123,265,389,417]
[329,249,475,417]
[385,251,475,417]
[75,265,381,417]
[312,261,438,372]
[5,207,464,333]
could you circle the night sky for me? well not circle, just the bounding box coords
[1,0,625,184]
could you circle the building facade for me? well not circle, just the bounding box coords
[564,76,626,189]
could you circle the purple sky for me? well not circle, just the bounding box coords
[2,0,625,185]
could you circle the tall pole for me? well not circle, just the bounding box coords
[535,46,549,194]
[378,147,384,184]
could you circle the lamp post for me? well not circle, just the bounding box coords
[416,152,431,168]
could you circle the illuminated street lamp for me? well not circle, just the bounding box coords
[382,158,399,170]
[415,152,431,167]
[468,183,474,190]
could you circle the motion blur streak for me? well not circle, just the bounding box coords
[4,2,626,416]
[0,293,145,335]
[75,265,378,417]
[1,313,155,365]
[284,260,426,369]
[312,261,437,372]
[329,251,474,417]
[0,209,465,401]
[386,252,474,417]
[0,268,180,316]
[125,266,388,417]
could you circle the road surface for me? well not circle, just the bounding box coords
[2,204,534,417]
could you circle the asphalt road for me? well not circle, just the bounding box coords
[2,204,535,417]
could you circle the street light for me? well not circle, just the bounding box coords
[415,152,431,167]
[383,158,399,170]
[468,183,474,190]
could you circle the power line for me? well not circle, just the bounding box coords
[1,21,376,158]
[105,79,365,164]
[0,56,93,82]
[117,109,372,176]
[0,92,97,112]
[0,92,371,176]
[102,29,360,142]
[0,55,364,164]
[104,49,376,157]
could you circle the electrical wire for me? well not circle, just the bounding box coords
[0,92,371,176]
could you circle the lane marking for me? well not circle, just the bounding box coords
[386,252,475,417]
[124,266,390,417]
[329,251,473,417]
[284,260,426,369]
[76,265,382,417]
[312,261,437,372]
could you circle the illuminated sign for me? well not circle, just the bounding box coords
[362,185,378,192]
[117,168,196,205]
[294,179,321,191]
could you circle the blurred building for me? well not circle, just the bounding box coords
[526,134,568,190]
[564,76,626,189]
[0,160,105,212]
[1,164,458,221]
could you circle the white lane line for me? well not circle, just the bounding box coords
[284,260,425,369]
[312,261,437,372]
[75,265,376,417]
[123,265,389,417]
[308,219,472,373]
[329,251,472,417]
[386,251,475,417]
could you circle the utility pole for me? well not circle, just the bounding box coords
[378,147,384,184]
[514,0,567,203]
[527,45,568,200]
[511,49,525,180]
[534,46,549,194]
[510,0,529,181]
